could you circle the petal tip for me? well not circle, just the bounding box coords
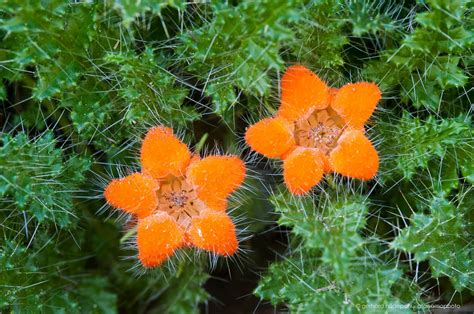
[278,65,330,122]
[245,117,295,158]
[283,147,325,195]
[331,82,381,128]
[137,213,185,267]
[104,173,158,218]
[188,155,246,209]
[329,129,379,180]
[140,126,191,179]
[189,211,238,256]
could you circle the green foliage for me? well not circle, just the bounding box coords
[293,0,399,72]
[155,265,209,314]
[272,191,368,280]
[0,131,90,227]
[102,47,198,126]
[256,190,426,312]
[291,0,348,69]
[365,0,473,110]
[110,256,209,313]
[392,196,473,291]
[1,0,473,312]
[347,1,398,36]
[378,112,473,182]
[0,231,117,313]
[111,0,186,27]
[0,0,96,99]
[0,1,199,153]
[177,0,301,117]
[256,254,421,313]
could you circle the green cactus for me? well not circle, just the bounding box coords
[0,0,472,312]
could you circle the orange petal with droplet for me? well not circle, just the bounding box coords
[331,82,381,128]
[245,117,296,158]
[104,173,158,218]
[283,147,325,195]
[278,65,330,122]
[189,210,238,256]
[187,155,245,210]
[140,126,191,179]
[329,129,379,180]
[137,213,185,267]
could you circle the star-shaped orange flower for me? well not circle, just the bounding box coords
[245,65,380,195]
[104,126,246,267]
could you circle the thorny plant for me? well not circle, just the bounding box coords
[0,0,472,313]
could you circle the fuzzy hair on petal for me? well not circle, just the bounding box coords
[329,129,379,180]
[283,147,325,195]
[189,210,238,256]
[140,126,191,179]
[137,213,185,268]
[245,117,296,158]
[104,173,158,218]
[331,82,381,128]
[278,65,330,122]
[187,155,245,210]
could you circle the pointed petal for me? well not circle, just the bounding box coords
[278,65,330,122]
[137,213,185,267]
[329,129,379,180]
[140,126,191,179]
[331,82,381,128]
[283,147,325,195]
[189,210,238,256]
[245,117,296,158]
[104,173,158,218]
[187,156,245,210]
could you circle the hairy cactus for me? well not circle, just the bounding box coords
[0,0,472,312]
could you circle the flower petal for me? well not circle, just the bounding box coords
[278,65,330,122]
[283,147,325,195]
[189,210,238,256]
[319,152,332,173]
[187,156,246,210]
[329,129,379,180]
[104,173,158,218]
[245,117,296,158]
[331,82,381,128]
[140,126,191,179]
[137,213,185,267]
[200,198,228,212]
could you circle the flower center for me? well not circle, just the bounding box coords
[164,191,188,208]
[157,177,205,229]
[294,109,344,154]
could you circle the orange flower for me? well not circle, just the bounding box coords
[104,126,246,267]
[245,65,380,195]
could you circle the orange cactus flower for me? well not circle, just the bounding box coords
[245,65,380,195]
[104,126,246,267]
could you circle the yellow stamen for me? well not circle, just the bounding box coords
[157,177,205,229]
[294,108,344,154]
